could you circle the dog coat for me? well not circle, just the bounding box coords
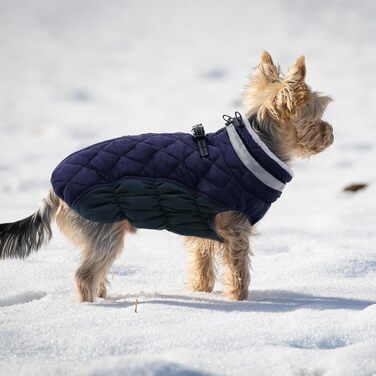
[51,113,293,241]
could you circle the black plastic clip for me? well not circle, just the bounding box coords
[222,111,244,127]
[192,123,209,157]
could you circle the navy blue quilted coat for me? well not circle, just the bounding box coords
[51,114,293,241]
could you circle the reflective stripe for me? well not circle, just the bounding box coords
[242,115,294,177]
[226,123,286,192]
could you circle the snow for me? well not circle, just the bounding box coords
[1,0,376,375]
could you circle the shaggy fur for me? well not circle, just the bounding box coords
[0,51,334,302]
[55,202,136,302]
[244,51,333,161]
[0,189,59,259]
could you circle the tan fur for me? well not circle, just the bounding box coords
[186,212,253,300]
[49,51,333,302]
[186,237,216,293]
[215,212,253,300]
[56,202,136,302]
[243,51,333,162]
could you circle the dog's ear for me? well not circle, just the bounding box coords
[286,55,306,83]
[271,56,308,121]
[260,50,273,64]
[243,51,281,117]
[256,51,280,85]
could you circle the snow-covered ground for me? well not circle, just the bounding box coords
[1,1,376,375]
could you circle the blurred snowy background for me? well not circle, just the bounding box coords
[0,1,376,375]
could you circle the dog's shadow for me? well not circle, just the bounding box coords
[95,290,375,313]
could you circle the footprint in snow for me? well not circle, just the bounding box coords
[68,89,93,102]
[0,291,46,307]
[339,143,373,152]
[200,68,228,79]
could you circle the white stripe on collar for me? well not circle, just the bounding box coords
[242,115,294,177]
[226,123,286,192]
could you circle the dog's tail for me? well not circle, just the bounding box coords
[0,189,60,259]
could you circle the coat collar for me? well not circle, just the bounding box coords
[225,112,293,193]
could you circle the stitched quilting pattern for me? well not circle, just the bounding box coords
[51,127,285,226]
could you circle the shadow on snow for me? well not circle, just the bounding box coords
[95,289,375,313]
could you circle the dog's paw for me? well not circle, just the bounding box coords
[190,276,215,293]
[225,288,249,301]
[98,282,107,299]
[75,278,97,303]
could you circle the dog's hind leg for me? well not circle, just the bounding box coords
[185,237,216,293]
[74,227,124,303]
[215,211,253,301]
[56,204,135,302]
[98,279,108,299]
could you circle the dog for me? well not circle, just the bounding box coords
[0,51,334,302]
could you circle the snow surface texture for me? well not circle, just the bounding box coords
[1,1,376,375]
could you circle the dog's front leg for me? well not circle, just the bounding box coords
[185,237,216,293]
[215,211,253,301]
[221,237,250,301]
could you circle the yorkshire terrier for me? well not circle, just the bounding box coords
[0,52,334,302]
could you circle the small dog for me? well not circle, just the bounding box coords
[0,52,334,302]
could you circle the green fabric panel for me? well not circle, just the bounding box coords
[75,179,226,241]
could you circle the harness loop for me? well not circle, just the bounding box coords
[223,111,244,127]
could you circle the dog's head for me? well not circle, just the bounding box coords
[243,51,334,160]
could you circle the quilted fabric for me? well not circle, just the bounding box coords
[51,114,293,240]
[75,179,226,241]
